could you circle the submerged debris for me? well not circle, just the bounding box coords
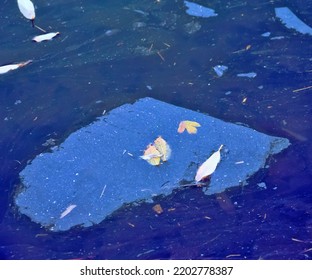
[184,21,202,34]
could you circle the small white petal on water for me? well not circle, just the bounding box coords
[17,0,35,20]
[33,32,60,42]
[60,204,77,219]
[0,60,32,75]
[195,145,223,182]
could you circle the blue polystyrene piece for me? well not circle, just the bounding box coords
[261,32,271,37]
[237,72,257,78]
[213,65,228,77]
[184,1,217,18]
[275,7,312,35]
[15,98,290,231]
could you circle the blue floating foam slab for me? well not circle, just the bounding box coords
[16,98,290,231]
[275,7,312,35]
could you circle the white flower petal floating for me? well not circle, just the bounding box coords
[0,60,32,75]
[60,204,77,219]
[32,32,60,42]
[195,145,223,182]
[0,64,19,74]
[17,0,35,20]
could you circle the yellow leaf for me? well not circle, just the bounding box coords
[140,144,162,166]
[154,136,171,161]
[178,120,201,134]
[195,145,223,182]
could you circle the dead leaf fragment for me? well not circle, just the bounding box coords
[140,136,171,165]
[60,204,77,219]
[140,144,162,166]
[195,145,223,182]
[152,204,163,214]
[178,120,201,134]
[154,136,171,161]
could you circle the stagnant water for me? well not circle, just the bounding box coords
[0,0,311,259]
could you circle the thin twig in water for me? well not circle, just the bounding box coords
[157,51,165,61]
[293,85,312,93]
[179,182,208,188]
[35,24,47,33]
[100,185,107,198]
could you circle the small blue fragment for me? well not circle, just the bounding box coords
[213,65,228,77]
[184,1,217,18]
[261,32,271,37]
[237,72,257,78]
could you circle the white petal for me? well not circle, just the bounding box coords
[195,145,223,182]
[17,0,35,20]
[32,32,60,42]
[60,204,77,219]
[0,64,20,74]
[0,60,31,74]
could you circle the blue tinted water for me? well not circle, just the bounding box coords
[0,0,311,259]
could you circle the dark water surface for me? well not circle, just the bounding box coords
[0,0,311,259]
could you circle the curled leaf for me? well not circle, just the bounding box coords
[154,136,171,161]
[178,120,201,134]
[33,32,60,42]
[140,144,162,166]
[195,145,223,182]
